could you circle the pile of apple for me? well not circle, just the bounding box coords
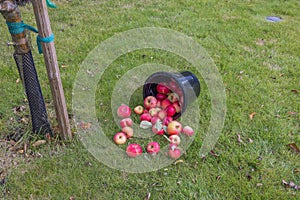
[113,82,194,159]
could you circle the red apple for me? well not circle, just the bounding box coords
[158,110,167,120]
[151,116,160,125]
[117,104,131,118]
[156,83,170,94]
[168,80,178,91]
[161,99,171,110]
[126,143,143,158]
[162,116,173,126]
[172,102,181,113]
[167,121,182,135]
[122,126,134,138]
[169,135,181,146]
[156,93,167,101]
[168,148,181,159]
[167,93,179,103]
[146,142,160,155]
[144,96,157,109]
[113,132,127,145]
[134,105,144,115]
[182,126,194,136]
[165,105,176,117]
[156,100,162,108]
[140,113,152,122]
[152,126,164,135]
[149,107,161,117]
[119,118,133,128]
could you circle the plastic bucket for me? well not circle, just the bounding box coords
[143,71,200,119]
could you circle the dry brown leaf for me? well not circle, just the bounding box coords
[61,64,68,68]
[78,122,92,129]
[32,140,46,147]
[256,183,263,187]
[287,111,297,115]
[248,138,254,143]
[287,143,300,155]
[249,112,256,120]
[237,134,243,143]
[209,150,219,157]
[256,38,266,46]
[291,89,299,94]
[144,192,151,200]
[174,160,184,165]
[69,196,75,200]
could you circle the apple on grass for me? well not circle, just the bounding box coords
[117,104,131,118]
[146,142,160,155]
[134,105,144,115]
[169,135,181,146]
[168,148,181,159]
[182,126,194,136]
[119,118,133,128]
[140,113,152,122]
[122,126,133,138]
[152,126,164,135]
[126,143,143,158]
[144,96,157,109]
[167,121,182,135]
[113,132,127,145]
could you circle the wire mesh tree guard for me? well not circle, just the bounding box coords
[0,0,72,140]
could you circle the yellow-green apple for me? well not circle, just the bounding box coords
[113,132,127,145]
[149,107,161,117]
[167,121,182,135]
[167,92,179,103]
[134,105,144,115]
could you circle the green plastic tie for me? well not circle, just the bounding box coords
[46,0,57,8]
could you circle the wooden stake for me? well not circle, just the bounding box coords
[31,0,72,140]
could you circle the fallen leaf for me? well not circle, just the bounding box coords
[249,112,256,120]
[61,64,68,68]
[32,140,47,147]
[237,134,243,143]
[287,111,297,115]
[216,175,221,180]
[16,78,21,83]
[295,185,300,190]
[279,73,284,77]
[70,196,75,200]
[144,192,151,200]
[293,168,300,173]
[209,150,219,157]
[289,181,296,187]
[78,122,92,129]
[248,138,254,143]
[256,38,266,46]
[291,89,299,94]
[257,183,263,187]
[174,160,184,165]
[287,143,300,155]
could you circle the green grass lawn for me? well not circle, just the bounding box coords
[0,0,299,199]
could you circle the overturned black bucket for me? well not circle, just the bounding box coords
[143,71,200,119]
